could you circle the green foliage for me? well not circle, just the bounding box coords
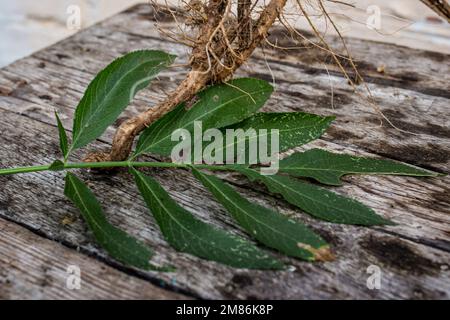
[225,112,335,153]
[49,160,65,171]
[232,167,393,226]
[70,50,175,153]
[279,148,438,186]
[134,78,273,157]
[132,168,282,269]
[192,168,331,261]
[54,111,68,159]
[195,112,334,164]
[0,50,440,270]
[64,173,162,270]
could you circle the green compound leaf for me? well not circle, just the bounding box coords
[233,167,393,226]
[192,168,333,261]
[64,172,162,270]
[134,78,273,157]
[131,168,283,270]
[54,111,68,159]
[279,149,439,186]
[71,50,176,152]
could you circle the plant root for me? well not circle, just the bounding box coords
[108,0,287,161]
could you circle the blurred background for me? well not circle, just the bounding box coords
[1,0,449,67]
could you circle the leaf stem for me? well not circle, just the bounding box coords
[0,161,234,176]
[0,165,52,176]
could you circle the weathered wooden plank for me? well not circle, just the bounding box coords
[0,217,188,300]
[0,3,449,299]
[0,107,449,299]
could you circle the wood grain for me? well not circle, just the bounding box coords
[0,3,449,299]
[0,217,188,299]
